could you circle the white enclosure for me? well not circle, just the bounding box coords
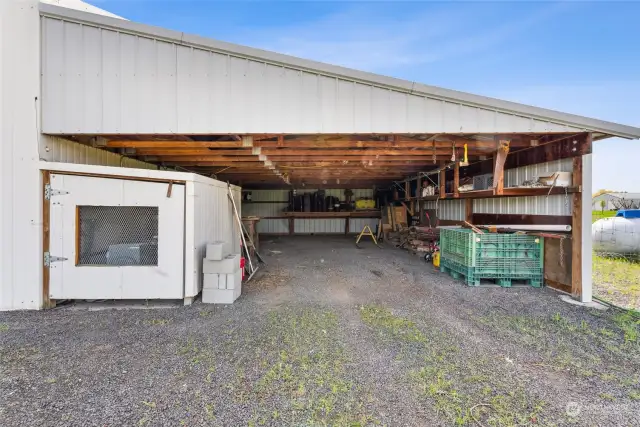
[49,173,186,299]
[42,163,241,303]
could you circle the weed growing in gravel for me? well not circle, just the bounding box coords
[359,305,546,426]
[0,323,8,332]
[144,319,170,326]
[481,310,640,401]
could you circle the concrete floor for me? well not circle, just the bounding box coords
[1,236,639,426]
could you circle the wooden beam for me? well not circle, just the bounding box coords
[571,156,583,299]
[492,140,510,195]
[439,168,446,199]
[472,213,572,226]
[106,140,243,148]
[465,199,473,224]
[260,149,488,156]
[401,201,414,216]
[453,161,460,198]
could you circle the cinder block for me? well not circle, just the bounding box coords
[205,241,231,261]
[203,254,240,274]
[201,288,239,304]
[225,269,242,290]
[203,273,227,290]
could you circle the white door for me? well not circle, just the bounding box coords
[48,173,185,300]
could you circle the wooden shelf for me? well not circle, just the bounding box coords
[273,211,381,219]
[411,186,579,202]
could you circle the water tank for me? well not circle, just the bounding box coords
[592,216,640,255]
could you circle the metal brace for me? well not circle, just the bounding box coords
[44,252,68,267]
[44,184,69,200]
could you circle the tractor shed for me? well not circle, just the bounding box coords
[2,1,640,310]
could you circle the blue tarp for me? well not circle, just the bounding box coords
[615,210,640,218]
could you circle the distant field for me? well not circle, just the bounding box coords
[592,210,616,223]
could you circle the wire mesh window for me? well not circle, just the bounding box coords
[77,206,159,266]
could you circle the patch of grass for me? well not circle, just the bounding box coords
[45,377,57,384]
[359,305,427,343]
[599,393,615,401]
[592,210,616,223]
[0,323,8,332]
[359,305,545,425]
[628,391,640,400]
[612,311,640,343]
[593,255,640,310]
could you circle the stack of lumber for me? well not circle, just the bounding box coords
[391,226,440,253]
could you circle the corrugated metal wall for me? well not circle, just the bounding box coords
[424,159,574,220]
[185,180,241,297]
[41,135,157,169]
[40,15,583,135]
[241,188,375,234]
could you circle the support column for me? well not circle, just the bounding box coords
[571,134,593,303]
[453,162,460,198]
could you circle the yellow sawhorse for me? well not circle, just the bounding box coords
[355,224,382,249]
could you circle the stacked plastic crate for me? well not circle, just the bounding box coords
[202,241,242,304]
[439,228,543,287]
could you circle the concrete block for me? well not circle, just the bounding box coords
[225,269,242,290]
[205,241,231,261]
[203,273,228,290]
[201,288,239,304]
[203,254,240,274]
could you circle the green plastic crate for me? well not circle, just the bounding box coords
[439,228,543,287]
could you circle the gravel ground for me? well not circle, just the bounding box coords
[1,236,639,426]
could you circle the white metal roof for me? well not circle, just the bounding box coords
[39,2,640,139]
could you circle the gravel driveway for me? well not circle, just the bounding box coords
[2,236,639,426]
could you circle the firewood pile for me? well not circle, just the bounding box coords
[387,226,440,254]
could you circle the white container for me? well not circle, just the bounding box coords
[593,216,640,255]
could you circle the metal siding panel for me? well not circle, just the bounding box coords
[82,25,102,132]
[42,18,64,132]
[476,109,497,133]
[245,60,267,133]
[319,76,337,132]
[389,91,406,132]
[458,105,479,133]
[155,40,177,132]
[472,195,570,216]
[119,33,137,131]
[262,63,284,133]
[300,72,321,133]
[134,37,158,132]
[443,102,461,133]
[336,80,355,133]
[188,48,214,132]
[354,84,372,132]
[63,21,84,132]
[101,29,121,132]
[371,87,390,132]
[406,95,426,133]
[424,98,444,131]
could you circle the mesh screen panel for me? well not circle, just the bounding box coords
[78,206,159,266]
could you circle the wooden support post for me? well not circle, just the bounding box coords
[465,199,473,224]
[571,156,583,299]
[405,180,410,201]
[345,217,350,235]
[453,161,460,198]
[288,217,294,235]
[439,168,446,198]
[492,140,510,195]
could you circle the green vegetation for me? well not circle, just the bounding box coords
[592,210,616,223]
[593,254,640,310]
[0,323,8,332]
[360,305,546,426]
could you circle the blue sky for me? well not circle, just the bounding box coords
[87,0,640,192]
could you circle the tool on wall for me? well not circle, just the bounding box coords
[227,183,265,282]
[459,144,469,167]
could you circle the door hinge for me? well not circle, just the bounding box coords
[44,252,68,267]
[44,184,69,200]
